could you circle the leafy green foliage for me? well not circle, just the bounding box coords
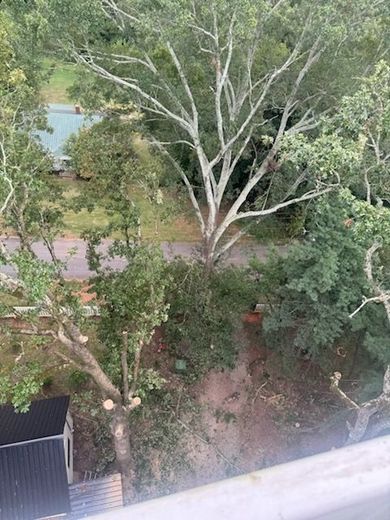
[254,196,367,364]
[0,362,44,412]
[66,117,177,241]
[68,369,89,389]
[330,61,390,203]
[165,261,256,377]
[12,253,57,303]
[261,62,390,369]
[91,243,170,394]
[256,190,390,370]
[65,117,139,180]
[128,368,166,401]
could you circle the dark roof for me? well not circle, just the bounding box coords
[0,396,70,446]
[0,438,70,520]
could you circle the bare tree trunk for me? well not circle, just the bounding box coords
[203,234,217,271]
[72,8,337,269]
[112,406,135,504]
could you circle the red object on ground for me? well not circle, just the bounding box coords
[243,312,263,325]
[157,342,167,353]
[72,285,97,304]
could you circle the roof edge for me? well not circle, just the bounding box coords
[0,434,64,450]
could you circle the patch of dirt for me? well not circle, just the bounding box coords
[146,316,348,493]
[68,313,348,495]
[72,413,102,478]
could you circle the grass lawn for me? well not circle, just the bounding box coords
[38,61,234,244]
[41,58,79,104]
[58,178,202,242]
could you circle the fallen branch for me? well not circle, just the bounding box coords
[251,381,269,406]
[330,367,390,444]
[330,372,360,410]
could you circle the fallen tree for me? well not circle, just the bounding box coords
[331,243,390,444]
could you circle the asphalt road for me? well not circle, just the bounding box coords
[0,238,283,280]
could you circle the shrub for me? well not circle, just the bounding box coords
[68,370,89,389]
[165,261,257,378]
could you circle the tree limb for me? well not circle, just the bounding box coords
[122,331,129,403]
[129,339,143,399]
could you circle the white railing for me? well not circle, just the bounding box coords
[88,435,390,520]
[1,305,100,319]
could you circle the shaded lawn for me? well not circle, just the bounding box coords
[57,178,202,242]
[41,58,79,104]
[38,62,238,244]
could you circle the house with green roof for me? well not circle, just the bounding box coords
[35,104,102,173]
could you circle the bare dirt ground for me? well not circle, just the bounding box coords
[70,314,347,498]
[168,319,346,492]
[125,315,348,500]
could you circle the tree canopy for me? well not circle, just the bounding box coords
[40,0,390,266]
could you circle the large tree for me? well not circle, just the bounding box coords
[0,130,169,502]
[43,0,388,267]
[0,27,169,499]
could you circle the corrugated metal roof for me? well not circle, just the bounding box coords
[69,474,123,518]
[0,438,70,520]
[35,104,101,157]
[0,396,70,446]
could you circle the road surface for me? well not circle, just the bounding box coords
[0,238,284,280]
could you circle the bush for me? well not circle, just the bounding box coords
[165,261,257,378]
[42,375,54,388]
[68,370,89,389]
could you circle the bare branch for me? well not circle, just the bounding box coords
[214,14,236,148]
[214,39,323,242]
[0,139,15,214]
[129,340,143,399]
[148,139,206,234]
[122,331,130,403]
[230,186,333,223]
[210,46,303,166]
[363,168,372,204]
[330,368,390,445]
[166,41,199,132]
[102,0,140,24]
[14,327,56,338]
[330,372,360,410]
[73,50,194,135]
[349,295,387,319]
[214,225,252,262]
[188,23,217,42]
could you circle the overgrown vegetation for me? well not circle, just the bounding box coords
[165,261,257,378]
[0,0,390,506]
